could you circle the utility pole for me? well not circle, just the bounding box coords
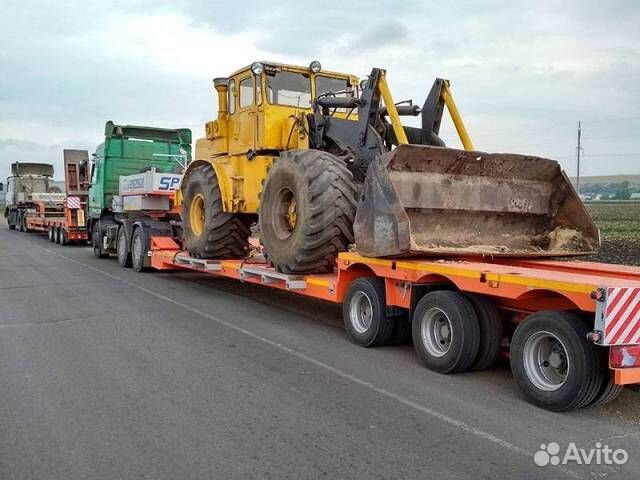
[576,121,582,194]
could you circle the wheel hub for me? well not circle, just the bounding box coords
[523,331,569,392]
[421,308,453,357]
[189,193,205,236]
[349,291,373,334]
[273,187,298,240]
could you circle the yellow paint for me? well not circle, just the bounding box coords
[192,62,357,214]
[341,253,595,295]
[306,277,331,287]
[378,71,408,145]
[189,193,205,235]
[484,272,594,295]
[441,82,474,151]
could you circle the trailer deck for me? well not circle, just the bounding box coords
[149,236,640,388]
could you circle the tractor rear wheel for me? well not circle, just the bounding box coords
[182,163,251,259]
[259,150,357,274]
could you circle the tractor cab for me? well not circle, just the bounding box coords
[203,61,359,157]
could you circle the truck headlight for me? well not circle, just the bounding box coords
[309,60,322,73]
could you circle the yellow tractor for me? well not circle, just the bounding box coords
[181,60,598,273]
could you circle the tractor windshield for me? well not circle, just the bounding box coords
[266,71,312,107]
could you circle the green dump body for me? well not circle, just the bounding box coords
[89,121,192,217]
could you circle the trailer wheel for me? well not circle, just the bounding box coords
[589,371,624,408]
[48,226,54,242]
[510,311,604,412]
[60,229,67,246]
[53,226,60,244]
[92,222,108,258]
[465,294,503,371]
[16,212,23,232]
[343,277,394,347]
[412,291,480,373]
[131,227,149,273]
[117,226,133,268]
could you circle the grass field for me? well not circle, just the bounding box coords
[585,201,640,266]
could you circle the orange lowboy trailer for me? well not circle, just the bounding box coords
[142,235,640,412]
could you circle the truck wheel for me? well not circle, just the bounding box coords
[92,222,108,258]
[117,226,133,268]
[510,311,604,412]
[412,291,480,374]
[181,163,251,259]
[54,227,60,244]
[131,226,149,272]
[465,294,503,370]
[589,371,624,408]
[48,226,54,241]
[343,277,394,347]
[60,228,67,245]
[16,212,23,232]
[259,150,357,274]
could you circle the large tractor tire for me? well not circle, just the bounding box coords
[259,150,357,274]
[181,163,251,259]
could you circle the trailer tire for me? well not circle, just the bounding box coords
[259,149,357,274]
[412,291,480,373]
[131,226,149,273]
[48,226,54,242]
[60,229,67,246]
[343,277,394,347]
[388,314,412,345]
[117,226,133,268]
[182,162,251,259]
[510,311,604,412]
[16,212,23,232]
[92,222,108,258]
[588,366,624,408]
[54,226,60,244]
[465,294,503,371]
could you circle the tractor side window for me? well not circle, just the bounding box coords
[315,76,350,98]
[239,77,254,109]
[228,79,236,114]
[266,71,311,108]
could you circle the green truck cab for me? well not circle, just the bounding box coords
[89,121,192,269]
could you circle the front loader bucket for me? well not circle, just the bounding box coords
[354,144,599,258]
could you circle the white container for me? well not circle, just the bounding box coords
[119,170,182,196]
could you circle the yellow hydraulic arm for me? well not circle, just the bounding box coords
[377,72,474,151]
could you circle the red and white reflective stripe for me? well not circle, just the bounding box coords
[66,196,81,209]
[604,287,640,345]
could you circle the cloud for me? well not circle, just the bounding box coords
[1,0,639,181]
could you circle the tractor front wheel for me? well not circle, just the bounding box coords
[181,163,251,259]
[259,150,357,274]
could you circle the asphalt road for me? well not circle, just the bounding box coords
[1,224,640,479]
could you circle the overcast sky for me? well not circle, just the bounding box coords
[1,0,639,181]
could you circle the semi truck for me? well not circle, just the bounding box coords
[88,121,192,269]
[4,162,65,232]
